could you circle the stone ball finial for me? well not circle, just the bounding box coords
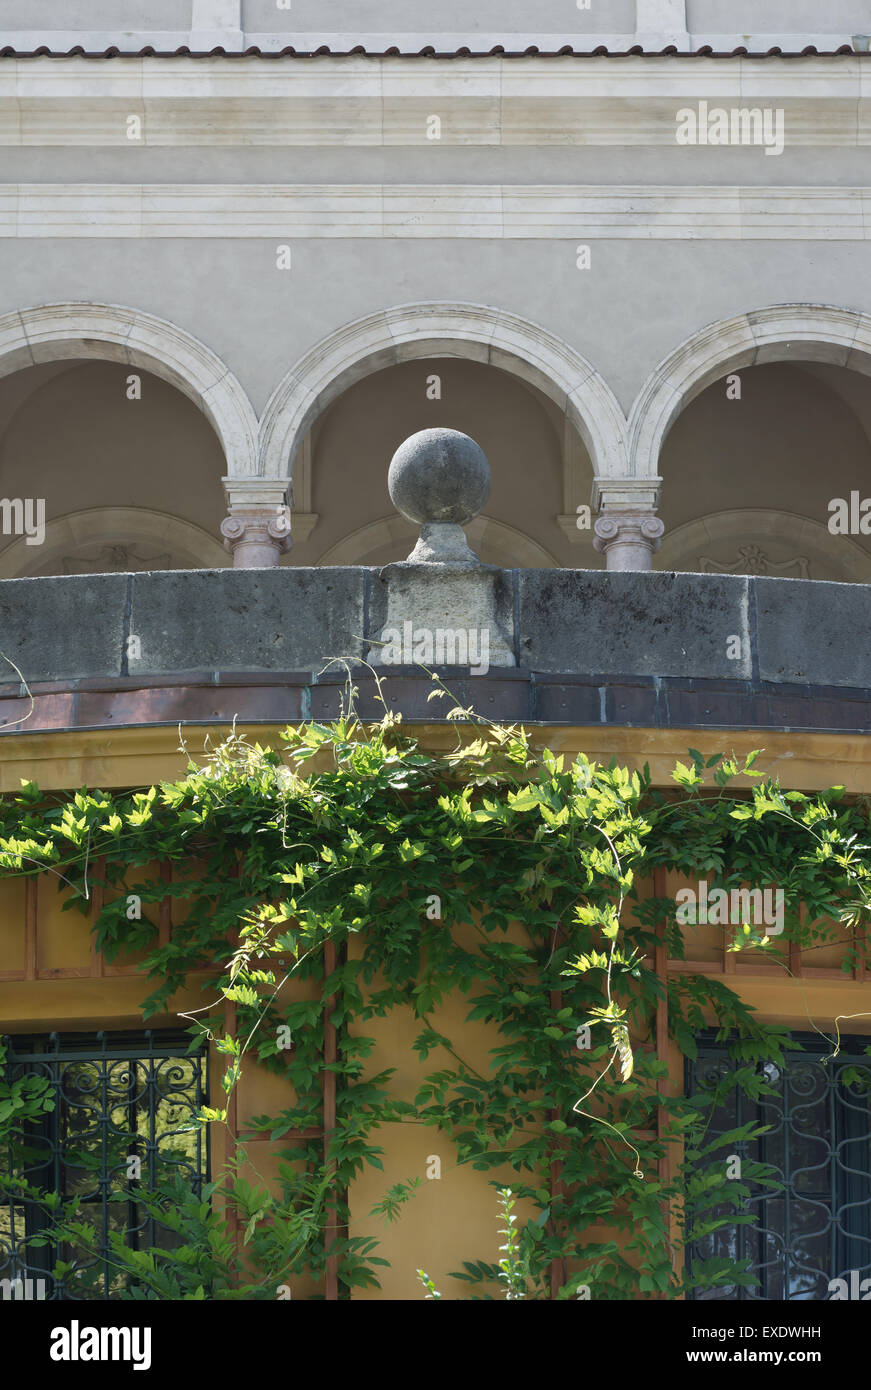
[388,428,490,527]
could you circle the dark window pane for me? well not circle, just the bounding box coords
[0,1031,209,1301]
[687,1032,871,1301]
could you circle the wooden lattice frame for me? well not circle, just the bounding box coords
[1,858,343,1299]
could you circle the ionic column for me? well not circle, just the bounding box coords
[221,479,291,568]
[592,479,664,572]
[594,513,665,571]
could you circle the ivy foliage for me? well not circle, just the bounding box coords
[0,1037,54,1131]
[0,694,870,1299]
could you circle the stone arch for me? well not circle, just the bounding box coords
[0,508,228,578]
[628,304,871,479]
[316,514,559,568]
[656,509,871,584]
[258,303,628,489]
[0,302,259,478]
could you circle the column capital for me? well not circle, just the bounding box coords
[222,476,291,512]
[221,507,291,567]
[594,511,665,571]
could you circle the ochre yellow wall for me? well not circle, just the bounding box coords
[1,721,870,1298]
[4,723,871,794]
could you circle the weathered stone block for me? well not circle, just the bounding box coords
[755,576,871,687]
[518,570,752,678]
[0,574,128,682]
[128,568,368,674]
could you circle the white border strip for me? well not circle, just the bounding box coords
[1,183,868,239]
[0,54,867,147]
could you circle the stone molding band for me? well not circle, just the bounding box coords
[2,669,870,738]
[3,185,870,241]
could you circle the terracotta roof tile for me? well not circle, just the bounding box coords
[0,44,863,59]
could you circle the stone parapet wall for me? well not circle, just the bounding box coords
[0,568,866,734]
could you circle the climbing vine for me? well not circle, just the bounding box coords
[1,677,870,1299]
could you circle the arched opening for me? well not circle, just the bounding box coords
[283,355,595,569]
[632,306,871,581]
[263,303,624,467]
[0,303,259,576]
[656,361,871,580]
[0,360,229,577]
[260,302,625,567]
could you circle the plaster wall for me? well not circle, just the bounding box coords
[2,1,868,45]
[239,0,636,34]
[0,1,190,30]
[1,52,869,431]
[659,363,871,530]
[0,362,226,526]
[4,147,869,186]
[0,236,866,427]
[686,1,871,34]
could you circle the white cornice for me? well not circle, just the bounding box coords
[1,53,862,86]
[0,55,867,146]
[1,184,869,239]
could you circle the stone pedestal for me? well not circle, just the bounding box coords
[368,561,515,671]
[368,427,515,671]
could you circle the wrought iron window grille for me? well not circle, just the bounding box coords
[686,1030,871,1300]
[0,1029,209,1300]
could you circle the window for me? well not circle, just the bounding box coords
[0,1030,209,1300]
[687,1031,871,1300]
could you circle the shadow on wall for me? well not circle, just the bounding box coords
[286,356,593,570]
[0,360,229,577]
[655,361,871,583]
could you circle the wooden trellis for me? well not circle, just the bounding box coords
[1,857,343,1299]
[0,858,145,983]
[5,858,864,1301]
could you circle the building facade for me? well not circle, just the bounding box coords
[1,1,870,1303]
